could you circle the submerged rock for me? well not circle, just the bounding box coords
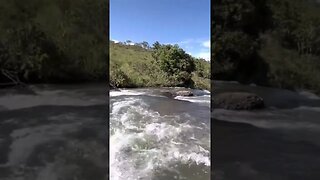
[214,92,264,110]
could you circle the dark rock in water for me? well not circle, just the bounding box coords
[175,90,194,97]
[160,90,194,98]
[109,83,116,89]
[214,92,264,110]
[109,83,120,91]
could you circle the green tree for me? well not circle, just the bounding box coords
[152,41,161,50]
[141,41,150,49]
[151,43,195,86]
[194,58,210,79]
[0,0,108,84]
[126,40,132,45]
[212,0,271,82]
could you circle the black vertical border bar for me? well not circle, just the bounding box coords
[106,0,110,179]
[210,0,214,178]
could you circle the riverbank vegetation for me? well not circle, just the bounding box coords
[0,0,108,85]
[110,41,210,90]
[0,0,210,90]
[213,0,320,94]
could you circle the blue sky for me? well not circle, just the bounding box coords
[110,0,210,60]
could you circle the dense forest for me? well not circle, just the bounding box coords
[213,0,320,93]
[110,41,210,90]
[0,0,108,85]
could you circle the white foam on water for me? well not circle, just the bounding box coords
[172,151,210,166]
[173,89,210,106]
[110,96,210,180]
[174,96,210,106]
[110,89,167,99]
[110,90,146,97]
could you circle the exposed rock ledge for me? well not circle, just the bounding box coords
[175,90,194,96]
[213,92,264,110]
[160,90,194,98]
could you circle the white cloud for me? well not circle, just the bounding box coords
[112,39,119,43]
[163,42,174,45]
[195,51,210,61]
[165,38,210,47]
[186,51,193,56]
[202,40,210,48]
[167,38,201,46]
[178,39,195,44]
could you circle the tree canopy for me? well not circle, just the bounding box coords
[0,0,108,84]
[213,0,320,93]
[152,42,196,87]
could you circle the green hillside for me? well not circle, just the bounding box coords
[110,41,210,90]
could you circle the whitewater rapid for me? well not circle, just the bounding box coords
[110,89,210,180]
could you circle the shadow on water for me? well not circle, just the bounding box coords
[212,119,320,180]
[0,104,108,180]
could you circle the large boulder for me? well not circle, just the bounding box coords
[214,92,264,110]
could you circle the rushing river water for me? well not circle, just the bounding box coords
[110,88,210,180]
[2,82,319,179]
[213,81,320,180]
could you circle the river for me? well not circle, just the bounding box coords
[213,81,320,180]
[110,88,211,180]
[2,82,317,179]
[0,84,108,180]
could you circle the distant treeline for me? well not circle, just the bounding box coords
[0,0,108,84]
[213,0,320,93]
[110,40,152,49]
[110,41,210,90]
